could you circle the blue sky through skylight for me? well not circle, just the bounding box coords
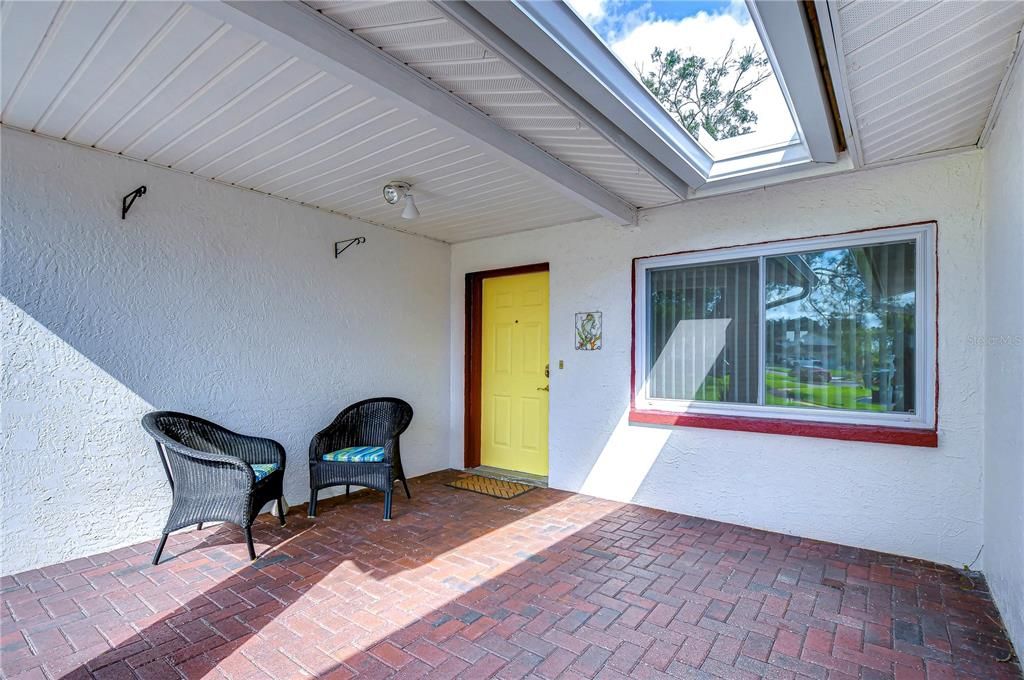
[574,0,737,42]
[566,0,797,155]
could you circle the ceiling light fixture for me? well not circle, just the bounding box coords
[383,181,419,220]
[401,193,419,220]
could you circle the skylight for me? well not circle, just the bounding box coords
[461,0,839,196]
[565,0,798,160]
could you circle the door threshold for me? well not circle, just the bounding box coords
[471,465,548,488]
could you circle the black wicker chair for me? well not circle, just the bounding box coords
[308,398,413,521]
[142,411,287,564]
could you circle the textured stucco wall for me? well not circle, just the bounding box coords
[983,61,1024,653]
[1,128,451,574]
[450,150,987,568]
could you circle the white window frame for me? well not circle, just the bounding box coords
[633,223,937,430]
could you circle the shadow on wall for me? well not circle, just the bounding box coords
[0,129,450,574]
[1,298,165,573]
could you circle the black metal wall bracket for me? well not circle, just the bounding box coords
[122,185,147,220]
[335,237,366,258]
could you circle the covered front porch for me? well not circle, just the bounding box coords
[2,0,1024,677]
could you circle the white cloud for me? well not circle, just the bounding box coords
[568,0,608,24]
[601,1,797,151]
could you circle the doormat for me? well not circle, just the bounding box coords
[446,474,534,499]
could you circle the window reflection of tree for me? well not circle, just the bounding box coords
[766,242,916,413]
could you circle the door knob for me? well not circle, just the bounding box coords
[537,385,549,391]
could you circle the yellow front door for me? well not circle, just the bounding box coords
[481,271,549,476]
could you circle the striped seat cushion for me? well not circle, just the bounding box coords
[322,446,386,463]
[250,463,278,483]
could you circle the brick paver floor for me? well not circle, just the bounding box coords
[2,470,1019,679]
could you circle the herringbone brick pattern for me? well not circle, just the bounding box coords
[1,471,1018,679]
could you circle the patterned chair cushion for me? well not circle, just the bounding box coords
[250,463,279,483]
[322,446,386,463]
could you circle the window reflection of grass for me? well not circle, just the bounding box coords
[695,375,730,402]
[693,368,888,411]
[764,366,884,411]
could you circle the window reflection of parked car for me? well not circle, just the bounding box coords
[790,363,832,383]
[785,357,823,369]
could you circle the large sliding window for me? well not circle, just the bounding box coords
[634,224,936,431]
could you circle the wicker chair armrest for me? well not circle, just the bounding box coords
[228,434,286,468]
[382,436,399,464]
[309,426,355,462]
[162,443,256,490]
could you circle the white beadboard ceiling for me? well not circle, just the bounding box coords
[305,0,680,212]
[832,0,1024,166]
[0,0,604,243]
[4,0,1023,239]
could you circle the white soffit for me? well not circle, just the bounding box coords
[832,0,1024,166]
[306,0,681,210]
[0,0,600,243]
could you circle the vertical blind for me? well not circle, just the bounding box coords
[647,259,758,403]
[645,240,916,414]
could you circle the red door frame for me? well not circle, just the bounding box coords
[463,263,550,468]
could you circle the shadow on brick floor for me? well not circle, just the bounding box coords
[2,471,568,678]
[1,470,1020,679]
[313,497,1022,680]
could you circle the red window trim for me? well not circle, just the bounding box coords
[629,221,940,448]
[628,409,937,447]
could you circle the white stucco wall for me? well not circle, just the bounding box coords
[982,60,1024,653]
[450,150,987,568]
[1,128,451,574]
